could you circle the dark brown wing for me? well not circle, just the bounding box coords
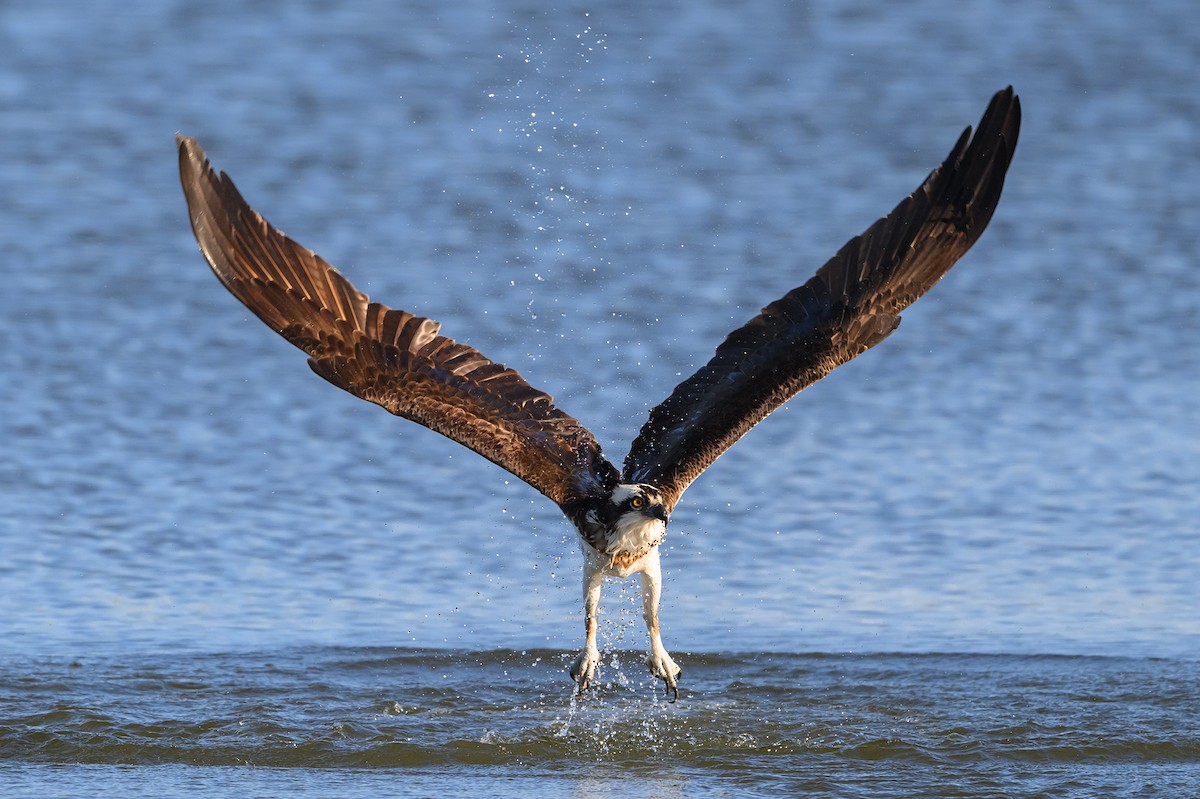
[623,87,1021,512]
[178,135,619,508]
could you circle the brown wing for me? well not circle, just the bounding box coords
[623,87,1021,512]
[177,136,619,508]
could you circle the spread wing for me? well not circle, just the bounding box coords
[178,136,619,509]
[623,87,1021,512]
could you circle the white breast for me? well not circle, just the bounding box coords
[606,512,665,557]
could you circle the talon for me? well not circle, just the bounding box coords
[647,649,681,701]
[570,648,601,695]
[663,666,680,702]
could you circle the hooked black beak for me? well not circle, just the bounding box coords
[645,504,669,523]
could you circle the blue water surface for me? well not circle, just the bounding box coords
[1,1,1198,795]
[2,0,1197,659]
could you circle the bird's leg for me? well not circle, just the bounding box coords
[569,558,604,693]
[639,549,681,701]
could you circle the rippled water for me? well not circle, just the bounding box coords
[5,648,1200,797]
[2,0,1198,795]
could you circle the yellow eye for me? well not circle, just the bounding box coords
[631,496,645,509]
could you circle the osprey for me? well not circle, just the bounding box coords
[178,87,1019,701]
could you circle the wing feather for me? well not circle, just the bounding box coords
[178,136,618,508]
[623,87,1021,511]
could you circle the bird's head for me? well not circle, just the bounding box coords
[610,483,669,524]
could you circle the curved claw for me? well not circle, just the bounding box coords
[647,649,681,701]
[664,666,680,702]
[570,647,601,695]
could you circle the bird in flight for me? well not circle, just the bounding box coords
[178,87,1019,702]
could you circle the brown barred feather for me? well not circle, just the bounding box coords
[178,136,619,508]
